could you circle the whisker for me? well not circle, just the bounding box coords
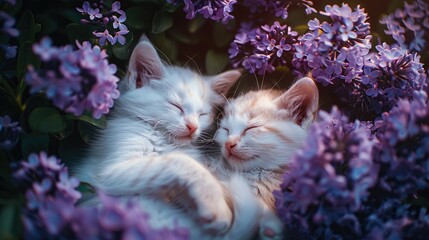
[232,75,243,99]
[153,44,172,67]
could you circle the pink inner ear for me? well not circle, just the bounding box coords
[210,70,242,95]
[128,41,164,88]
[277,77,319,125]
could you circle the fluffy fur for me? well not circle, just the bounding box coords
[73,38,262,238]
[210,77,319,238]
[74,36,319,239]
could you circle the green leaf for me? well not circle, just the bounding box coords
[17,10,35,46]
[35,23,41,33]
[0,204,22,239]
[21,133,49,158]
[125,7,153,29]
[152,11,173,34]
[295,24,309,34]
[168,29,200,45]
[52,118,74,140]
[150,33,178,62]
[112,44,129,60]
[77,182,96,194]
[36,15,58,35]
[60,9,82,24]
[205,49,229,75]
[17,41,40,78]
[4,0,23,15]
[0,78,18,111]
[164,2,180,13]
[188,16,206,33]
[78,120,98,144]
[29,107,66,133]
[58,130,86,166]
[387,0,404,13]
[66,114,107,128]
[213,23,233,48]
[76,182,97,206]
[66,23,94,44]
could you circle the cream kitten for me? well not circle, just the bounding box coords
[212,77,319,239]
[73,37,263,238]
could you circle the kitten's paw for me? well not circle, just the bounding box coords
[198,209,231,234]
[192,182,232,234]
[259,212,283,240]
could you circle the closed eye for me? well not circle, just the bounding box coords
[221,127,229,134]
[243,125,260,134]
[169,102,183,114]
[199,112,208,117]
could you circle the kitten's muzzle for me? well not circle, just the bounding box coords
[186,122,198,134]
[224,137,243,159]
[225,138,238,151]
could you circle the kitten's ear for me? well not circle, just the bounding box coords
[275,77,319,129]
[208,69,242,96]
[126,39,164,89]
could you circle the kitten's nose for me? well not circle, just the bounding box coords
[185,119,198,134]
[187,123,197,133]
[225,138,239,151]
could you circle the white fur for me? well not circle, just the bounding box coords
[73,38,263,239]
[212,77,319,238]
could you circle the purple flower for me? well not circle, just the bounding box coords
[290,3,428,121]
[76,1,102,20]
[362,91,429,238]
[13,152,189,239]
[76,1,91,14]
[112,29,129,45]
[93,29,114,46]
[241,0,316,20]
[168,0,237,23]
[357,43,427,116]
[0,10,19,59]
[0,11,19,37]
[76,0,129,46]
[25,38,120,119]
[372,91,429,198]
[380,0,429,52]
[275,107,378,239]
[13,152,81,202]
[0,115,21,150]
[229,21,297,74]
[292,4,371,85]
[275,96,429,238]
[112,14,127,31]
[111,1,125,15]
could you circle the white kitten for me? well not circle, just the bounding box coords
[212,77,319,239]
[73,38,262,238]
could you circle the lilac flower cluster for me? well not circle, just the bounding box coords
[168,0,237,23]
[358,43,426,115]
[77,1,129,46]
[275,107,377,239]
[371,90,429,201]
[25,38,120,119]
[380,0,429,53]
[0,0,19,59]
[241,0,316,20]
[292,4,372,85]
[229,21,297,74]
[362,91,429,238]
[0,115,21,150]
[275,91,429,238]
[287,4,427,121]
[13,152,189,239]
